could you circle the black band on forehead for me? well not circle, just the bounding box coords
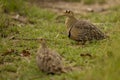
[66,10,70,13]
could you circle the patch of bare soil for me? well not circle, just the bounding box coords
[30,0,120,14]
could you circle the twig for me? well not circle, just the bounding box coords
[10,37,49,41]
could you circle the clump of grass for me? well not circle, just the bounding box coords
[0,14,19,38]
[0,0,27,38]
[0,13,10,37]
[1,0,26,14]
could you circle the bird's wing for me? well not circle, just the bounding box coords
[70,20,105,40]
[51,50,62,60]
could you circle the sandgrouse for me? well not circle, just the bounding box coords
[36,38,66,74]
[57,10,107,45]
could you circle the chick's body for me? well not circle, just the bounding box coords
[36,39,65,74]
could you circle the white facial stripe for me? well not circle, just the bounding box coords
[66,10,70,13]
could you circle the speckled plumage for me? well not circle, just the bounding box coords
[36,39,65,74]
[60,10,107,45]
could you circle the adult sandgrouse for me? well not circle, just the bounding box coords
[36,38,66,74]
[57,10,106,45]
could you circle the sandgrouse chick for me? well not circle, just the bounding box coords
[36,38,66,74]
[57,10,107,45]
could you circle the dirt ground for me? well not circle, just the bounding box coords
[30,0,120,14]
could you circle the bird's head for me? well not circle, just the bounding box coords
[37,38,48,48]
[63,10,74,17]
[56,10,74,20]
[37,38,46,43]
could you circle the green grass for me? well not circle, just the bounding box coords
[0,0,30,15]
[0,0,120,80]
